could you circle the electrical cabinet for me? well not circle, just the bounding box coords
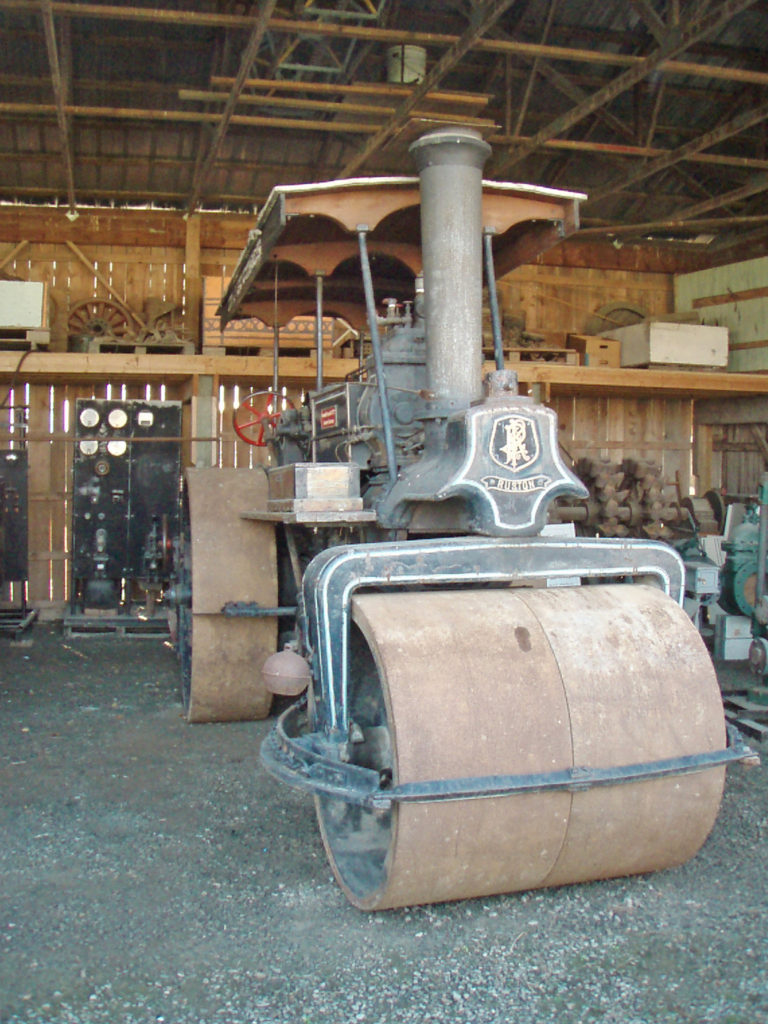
[70,399,182,617]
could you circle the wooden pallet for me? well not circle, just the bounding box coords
[724,693,768,742]
[62,612,170,637]
[0,328,50,351]
[86,337,195,355]
[502,346,579,365]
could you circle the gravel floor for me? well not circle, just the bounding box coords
[1,625,767,1024]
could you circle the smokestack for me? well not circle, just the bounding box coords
[409,127,491,412]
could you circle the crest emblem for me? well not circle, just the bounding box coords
[490,415,539,473]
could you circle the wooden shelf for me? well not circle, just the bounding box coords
[512,363,768,399]
[2,350,768,400]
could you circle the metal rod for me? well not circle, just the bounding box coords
[272,265,280,396]
[315,271,324,392]
[483,228,504,371]
[756,471,768,604]
[262,709,758,809]
[356,228,398,485]
[221,601,297,618]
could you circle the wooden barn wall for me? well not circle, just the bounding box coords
[676,255,768,373]
[4,380,694,616]
[1,209,675,351]
[551,393,693,493]
[499,264,674,336]
[694,396,768,500]
[0,379,304,616]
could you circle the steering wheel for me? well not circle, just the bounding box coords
[233,389,295,446]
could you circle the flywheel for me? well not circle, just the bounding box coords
[315,583,726,910]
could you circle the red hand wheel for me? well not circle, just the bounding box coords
[232,390,295,446]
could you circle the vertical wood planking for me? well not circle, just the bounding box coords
[26,385,54,606]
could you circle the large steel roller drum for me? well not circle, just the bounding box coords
[315,584,726,910]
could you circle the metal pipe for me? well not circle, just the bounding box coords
[756,471,768,604]
[272,322,280,396]
[272,263,280,396]
[483,228,504,371]
[409,126,491,410]
[357,228,398,485]
[315,271,324,392]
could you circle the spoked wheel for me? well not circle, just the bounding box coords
[177,468,278,722]
[68,298,135,342]
[233,390,295,447]
[315,584,726,910]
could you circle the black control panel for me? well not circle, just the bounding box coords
[71,399,182,611]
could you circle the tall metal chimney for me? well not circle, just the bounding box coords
[409,127,492,412]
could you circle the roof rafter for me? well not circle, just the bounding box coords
[39,0,77,218]
[628,0,668,44]
[339,0,519,177]
[490,0,762,176]
[185,0,278,213]
[587,98,768,206]
[2,2,768,89]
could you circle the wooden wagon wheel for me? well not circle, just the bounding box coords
[68,298,134,341]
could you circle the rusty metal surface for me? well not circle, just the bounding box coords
[318,584,725,909]
[187,615,274,723]
[186,468,275,614]
[184,467,277,722]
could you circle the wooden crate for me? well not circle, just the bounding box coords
[566,334,621,368]
[603,320,728,369]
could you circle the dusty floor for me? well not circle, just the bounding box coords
[1,625,767,1024]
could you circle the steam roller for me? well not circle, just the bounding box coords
[176,125,755,909]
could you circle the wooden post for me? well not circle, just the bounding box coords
[185,214,202,351]
[693,422,715,492]
[26,386,54,610]
[191,373,217,468]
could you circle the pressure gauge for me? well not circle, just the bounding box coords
[79,407,100,429]
[106,439,127,457]
[79,439,99,456]
[108,408,129,429]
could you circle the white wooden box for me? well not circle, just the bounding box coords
[601,320,728,368]
[0,280,47,329]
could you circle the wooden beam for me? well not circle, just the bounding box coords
[668,171,768,221]
[587,99,768,205]
[2,351,768,401]
[751,424,768,465]
[186,0,278,213]
[696,396,768,424]
[340,0,519,176]
[184,214,202,349]
[488,133,768,172]
[64,240,147,330]
[0,239,29,272]
[210,75,492,108]
[178,88,496,128]
[513,0,561,137]
[39,0,77,217]
[694,286,768,309]
[492,0,763,175]
[578,213,768,237]
[0,100,382,134]
[628,0,668,43]
[2,3,768,89]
